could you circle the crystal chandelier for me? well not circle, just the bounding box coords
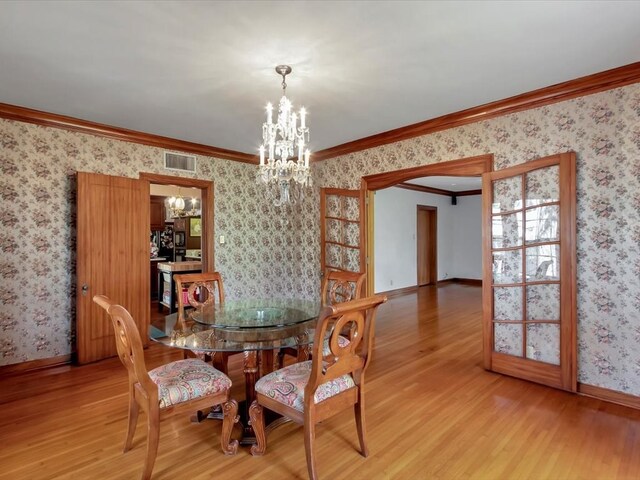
[257,65,312,207]
[168,190,199,218]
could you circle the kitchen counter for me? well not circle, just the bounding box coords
[157,261,202,272]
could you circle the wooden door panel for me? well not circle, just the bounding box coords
[77,172,149,364]
[320,188,365,276]
[482,153,576,391]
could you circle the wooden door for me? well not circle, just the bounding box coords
[76,172,150,364]
[482,153,576,391]
[417,205,437,286]
[320,188,365,275]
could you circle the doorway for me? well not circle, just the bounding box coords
[362,154,493,295]
[417,205,437,286]
[140,173,213,317]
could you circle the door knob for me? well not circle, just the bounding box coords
[81,284,89,297]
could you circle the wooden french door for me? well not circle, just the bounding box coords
[320,188,365,275]
[76,172,150,364]
[482,152,576,391]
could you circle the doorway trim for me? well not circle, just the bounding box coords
[139,173,214,272]
[361,154,493,294]
[417,205,438,286]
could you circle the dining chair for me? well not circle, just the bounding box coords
[93,295,239,480]
[279,270,367,366]
[174,272,232,373]
[174,271,225,313]
[321,270,366,306]
[249,294,387,480]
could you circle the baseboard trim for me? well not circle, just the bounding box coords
[578,383,640,410]
[437,278,482,286]
[0,354,72,376]
[376,285,419,298]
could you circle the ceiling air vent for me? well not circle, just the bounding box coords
[164,151,197,173]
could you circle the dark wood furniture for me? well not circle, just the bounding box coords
[150,195,165,231]
[249,294,387,480]
[150,260,159,300]
[93,295,238,480]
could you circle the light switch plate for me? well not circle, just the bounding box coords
[219,235,225,244]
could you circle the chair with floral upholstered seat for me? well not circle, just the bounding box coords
[249,294,387,480]
[174,272,235,373]
[279,270,366,365]
[93,295,238,480]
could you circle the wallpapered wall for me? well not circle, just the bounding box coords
[315,83,640,395]
[0,120,320,366]
[1,83,639,397]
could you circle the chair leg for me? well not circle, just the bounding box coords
[142,405,160,480]
[249,401,266,456]
[304,417,319,480]
[221,400,239,455]
[124,395,140,452]
[354,392,369,457]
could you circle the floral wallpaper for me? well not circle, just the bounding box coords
[1,81,639,398]
[0,120,320,365]
[316,83,640,396]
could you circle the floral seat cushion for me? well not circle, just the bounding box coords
[148,358,232,408]
[255,360,355,412]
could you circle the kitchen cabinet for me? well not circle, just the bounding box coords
[150,196,165,231]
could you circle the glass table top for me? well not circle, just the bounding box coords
[150,299,321,352]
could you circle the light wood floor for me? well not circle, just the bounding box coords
[2,284,640,479]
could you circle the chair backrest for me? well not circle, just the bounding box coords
[174,272,225,316]
[320,270,366,306]
[306,294,387,401]
[93,295,156,394]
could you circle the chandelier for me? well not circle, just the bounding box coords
[257,65,312,207]
[168,191,199,218]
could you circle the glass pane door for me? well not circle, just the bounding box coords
[483,153,576,391]
[320,188,364,274]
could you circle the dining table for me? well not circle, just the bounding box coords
[149,298,321,442]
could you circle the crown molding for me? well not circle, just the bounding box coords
[313,61,640,161]
[396,183,482,197]
[2,62,639,165]
[0,102,258,164]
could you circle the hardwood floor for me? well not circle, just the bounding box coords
[2,284,640,479]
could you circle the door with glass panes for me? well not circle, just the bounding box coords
[320,188,365,275]
[482,152,576,391]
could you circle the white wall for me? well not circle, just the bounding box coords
[452,195,482,279]
[373,187,481,293]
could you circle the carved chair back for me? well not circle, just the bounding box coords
[320,270,366,306]
[306,295,386,401]
[174,272,225,317]
[93,295,157,400]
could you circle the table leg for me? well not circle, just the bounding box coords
[240,350,259,444]
[260,350,274,377]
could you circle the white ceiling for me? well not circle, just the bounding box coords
[405,176,481,192]
[1,1,639,155]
